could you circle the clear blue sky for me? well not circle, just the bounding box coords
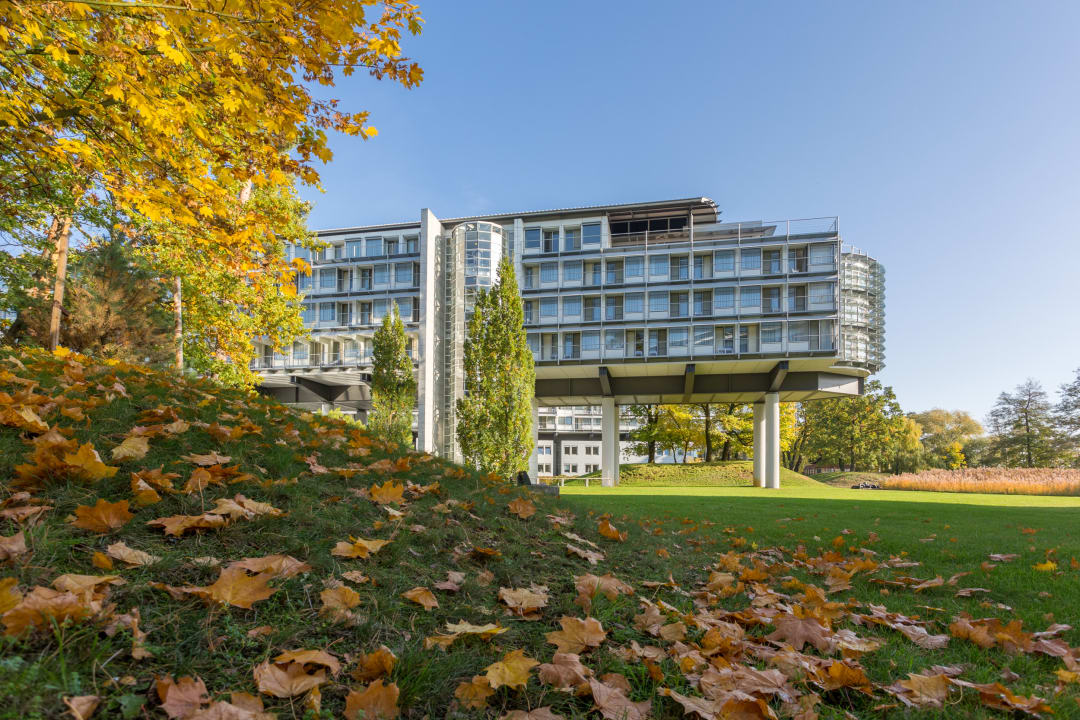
[300,0,1080,423]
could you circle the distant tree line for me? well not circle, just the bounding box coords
[625,370,1080,473]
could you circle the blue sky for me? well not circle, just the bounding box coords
[301,0,1080,423]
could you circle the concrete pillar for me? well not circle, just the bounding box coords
[765,391,781,489]
[529,398,539,481]
[752,402,765,487]
[601,398,619,487]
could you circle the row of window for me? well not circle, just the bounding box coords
[524,284,835,322]
[523,223,603,252]
[301,297,419,325]
[293,236,419,263]
[522,244,835,288]
[528,320,836,360]
[299,263,419,293]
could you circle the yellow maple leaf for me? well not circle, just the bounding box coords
[64,443,119,481]
[203,566,277,608]
[70,498,133,534]
[369,481,404,505]
[484,649,538,690]
[545,615,607,654]
[401,586,438,611]
[111,436,149,462]
[508,497,537,519]
[352,646,396,683]
[454,676,494,709]
[598,518,627,542]
[344,679,399,719]
[331,538,389,559]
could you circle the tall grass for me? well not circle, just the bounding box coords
[882,467,1080,496]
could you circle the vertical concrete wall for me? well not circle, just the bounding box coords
[417,209,442,453]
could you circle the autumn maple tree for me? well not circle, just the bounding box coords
[0,1,423,383]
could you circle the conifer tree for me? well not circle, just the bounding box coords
[457,257,536,478]
[369,304,416,448]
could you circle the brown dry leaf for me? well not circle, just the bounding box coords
[369,481,405,505]
[70,498,134,534]
[203,567,277,609]
[274,649,341,675]
[146,513,228,537]
[597,518,627,542]
[589,677,651,720]
[133,467,179,493]
[343,571,370,585]
[91,552,113,570]
[229,554,310,579]
[247,625,273,638]
[567,544,605,565]
[476,569,495,586]
[130,477,162,507]
[817,661,872,693]
[953,680,1053,716]
[546,616,607,653]
[344,679,400,720]
[485,649,539,690]
[659,622,686,643]
[183,451,232,466]
[508,497,536,519]
[63,695,100,720]
[253,661,326,698]
[332,538,390,559]
[0,531,27,562]
[52,573,124,596]
[455,675,495,710]
[574,573,633,612]
[499,586,549,620]
[353,646,397,682]
[660,687,721,718]
[402,586,438,611]
[64,443,120,481]
[887,672,953,708]
[156,675,209,719]
[538,652,593,690]
[425,621,507,651]
[111,436,150,462]
[500,709,565,720]
[767,612,832,652]
[2,586,92,636]
[106,541,160,567]
[321,585,361,622]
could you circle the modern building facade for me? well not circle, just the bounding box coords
[254,196,885,488]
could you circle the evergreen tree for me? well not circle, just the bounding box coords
[369,304,416,448]
[456,257,535,479]
[987,379,1060,467]
[1056,368,1080,463]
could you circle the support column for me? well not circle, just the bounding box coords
[528,398,539,481]
[765,391,781,489]
[601,398,619,487]
[752,402,765,488]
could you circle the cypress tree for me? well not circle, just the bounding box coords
[457,257,536,479]
[369,304,416,448]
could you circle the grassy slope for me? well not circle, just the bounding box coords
[1,348,1079,719]
[565,461,821,488]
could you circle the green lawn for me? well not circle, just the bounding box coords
[564,460,822,487]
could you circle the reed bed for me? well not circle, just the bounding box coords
[882,467,1080,496]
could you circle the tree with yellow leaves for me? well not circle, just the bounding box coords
[0,1,424,383]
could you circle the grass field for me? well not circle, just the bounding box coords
[3,348,1080,719]
[565,460,821,487]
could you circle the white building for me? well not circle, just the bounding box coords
[255,196,885,488]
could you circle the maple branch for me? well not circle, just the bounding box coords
[52,0,272,23]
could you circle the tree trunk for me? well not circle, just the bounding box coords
[702,404,713,461]
[173,276,184,371]
[47,216,73,351]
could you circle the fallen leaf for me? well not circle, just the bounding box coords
[344,679,399,719]
[369,481,405,505]
[70,499,134,533]
[402,586,438,611]
[598,518,627,542]
[538,652,593,689]
[455,675,495,709]
[499,586,549,620]
[203,567,277,608]
[353,646,397,682]
[254,661,326,698]
[63,695,100,720]
[156,676,209,719]
[589,677,650,720]
[321,585,361,622]
[332,538,390,559]
[0,531,27,562]
[106,541,160,567]
[111,436,149,462]
[64,443,120,481]
[485,649,539,689]
[546,616,607,654]
[508,497,536,519]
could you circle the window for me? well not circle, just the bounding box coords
[346,240,363,258]
[761,322,782,343]
[811,282,834,305]
[566,446,578,456]
[585,261,602,285]
[540,262,558,283]
[301,304,314,323]
[564,228,580,251]
[789,247,808,272]
[670,328,688,350]
[694,326,713,349]
[372,299,388,321]
[385,237,400,255]
[293,246,311,263]
[297,273,312,292]
[523,300,536,324]
[395,263,413,285]
[739,326,752,352]
[763,249,782,274]
[789,285,807,311]
[365,237,383,257]
[562,296,581,317]
[648,329,667,357]
[292,342,308,359]
[763,287,782,312]
[741,286,761,307]
[714,249,735,272]
[669,291,689,317]
[741,248,761,270]
[648,291,668,314]
[625,292,644,314]
[649,255,668,277]
[604,330,624,351]
[584,297,601,321]
[396,297,414,321]
[693,290,712,316]
[523,266,537,289]
[625,257,644,281]
[537,297,557,318]
[319,303,336,322]
[374,264,389,285]
[789,321,809,342]
[810,243,833,265]
[525,228,541,251]
[605,260,623,285]
[359,302,371,324]
[563,333,580,358]
[694,254,711,279]
[320,269,337,289]
[563,261,582,283]
[670,255,689,280]
[605,295,623,320]
[714,287,734,309]
[543,229,558,253]
[405,236,419,254]
[356,268,372,290]
[582,223,602,245]
[582,331,600,352]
